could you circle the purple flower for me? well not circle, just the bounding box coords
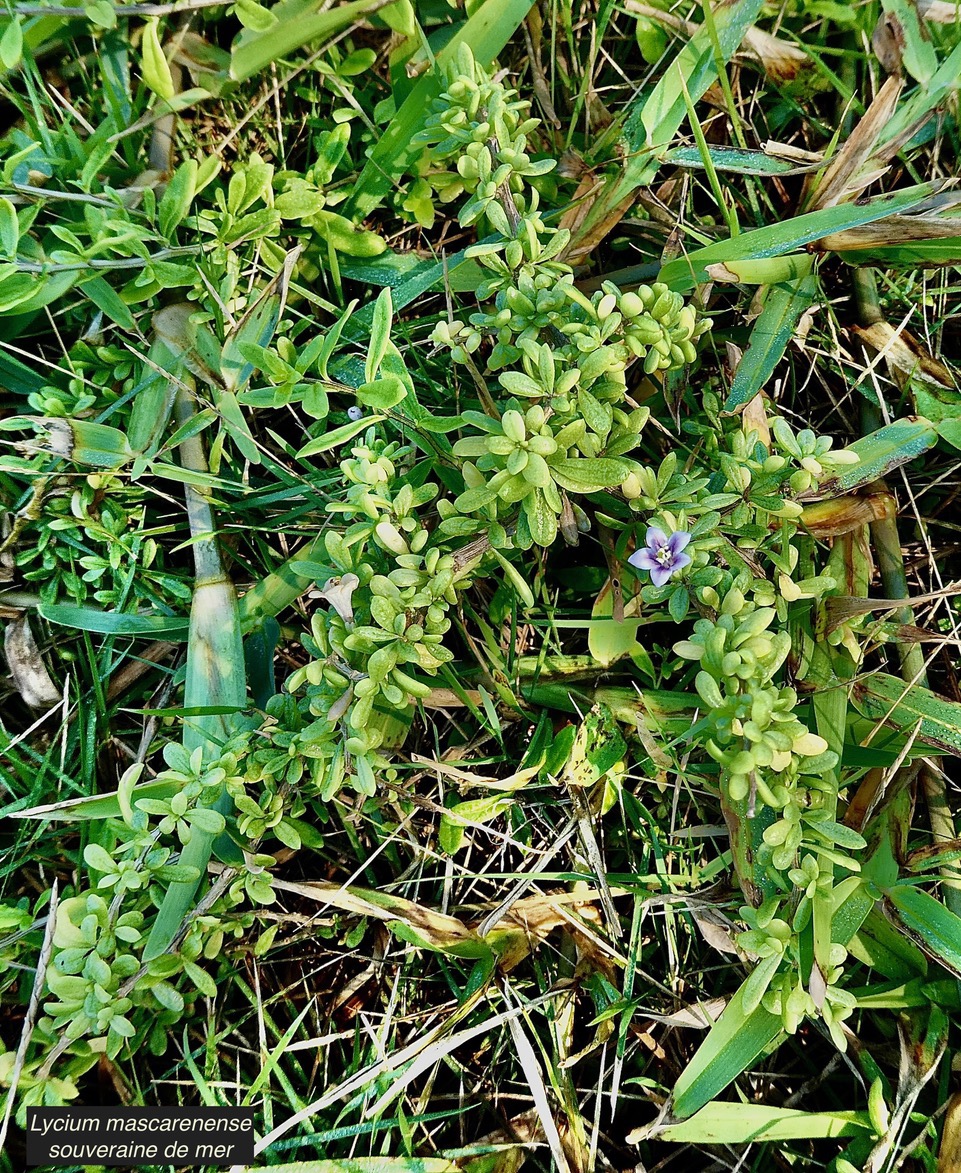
[628,526,692,587]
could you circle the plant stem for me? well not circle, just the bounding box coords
[854,269,961,915]
[142,381,246,961]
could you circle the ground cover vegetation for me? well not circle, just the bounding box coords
[2,0,961,1169]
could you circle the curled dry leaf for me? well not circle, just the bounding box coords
[558,183,635,267]
[691,909,741,955]
[873,7,908,74]
[740,26,811,82]
[803,75,905,211]
[822,583,961,634]
[801,492,897,538]
[648,997,728,1030]
[938,1093,961,1173]
[852,319,957,388]
[624,0,811,81]
[4,616,61,709]
[921,0,961,20]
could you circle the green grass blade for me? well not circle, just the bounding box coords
[0,346,46,394]
[835,238,961,268]
[879,40,961,147]
[338,250,483,297]
[651,1102,872,1144]
[669,979,784,1119]
[39,603,189,640]
[229,0,386,83]
[880,0,937,84]
[661,144,817,176]
[885,885,961,978]
[724,270,817,411]
[9,778,182,823]
[813,416,939,496]
[850,907,929,984]
[852,672,961,756]
[659,184,943,292]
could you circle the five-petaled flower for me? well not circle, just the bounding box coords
[317,573,360,625]
[628,527,692,587]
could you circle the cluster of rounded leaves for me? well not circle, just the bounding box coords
[10,699,362,1113]
[418,46,708,549]
[410,45,868,1051]
[2,48,874,1112]
[3,742,278,1117]
[286,436,469,796]
[676,586,861,1046]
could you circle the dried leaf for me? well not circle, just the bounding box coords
[817,211,961,251]
[801,493,896,538]
[921,0,961,20]
[272,878,489,956]
[741,25,811,81]
[272,877,623,974]
[804,76,904,210]
[938,1093,961,1172]
[691,910,741,955]
[624,0,809,84]
[421,687,484,708]
[4,616,60,708]
[762,139,824,165]
[410,753,540,791]
[874,8,908,73]
[559,188,635,266]
[852,320,956,388]
[740,387,772,446]
[823,583,961,633]
[502,990,575,1173]
[648,998,728,1029]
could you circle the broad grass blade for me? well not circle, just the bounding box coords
[659,184,944,292]
[670,979,783,1119]
[230,0,386,83]
[646,1102,872,1144]
[724,270,817,411]
[885,885,961,979]
[39,603,189,640]
[852,672,961,756]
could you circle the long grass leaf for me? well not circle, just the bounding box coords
[852,672,961,756]
[645,1102,872,1144]
[229,0,386,83]
[885,885,961,977]
[670,979,783,1119]
[39,603,189,640]
[659,183,944,292]
[724,270,817,411]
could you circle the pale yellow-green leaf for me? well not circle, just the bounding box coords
[140,20,175,101]
[588,581,642,667]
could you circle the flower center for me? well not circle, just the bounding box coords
[655,547,673,566]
